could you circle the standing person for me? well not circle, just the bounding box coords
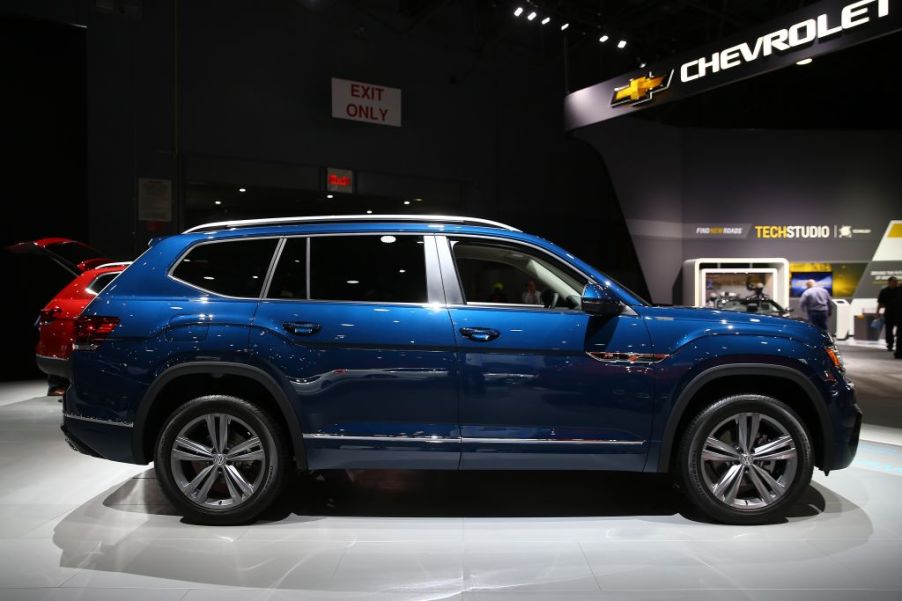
[877,276,900,352]
[799,279,832,331]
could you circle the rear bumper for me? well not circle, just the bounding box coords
[36,354,70,380]
[61,414,140,464]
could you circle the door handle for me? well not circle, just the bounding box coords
[283,321,321,336]
[460,327,500,342]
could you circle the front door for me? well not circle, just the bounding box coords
[438,235,655,470]
[251,233,460,469]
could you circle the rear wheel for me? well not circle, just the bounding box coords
[154,395,288,525]
[678,394,813,525]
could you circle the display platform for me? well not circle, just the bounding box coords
[0,348,900,600]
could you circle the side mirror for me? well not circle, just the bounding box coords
[581,283,622,316]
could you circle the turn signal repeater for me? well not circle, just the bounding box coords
[73,315,120,351]
[825,346,845,372]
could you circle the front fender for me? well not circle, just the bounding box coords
[647,334,833,473]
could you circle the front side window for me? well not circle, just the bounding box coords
[309,235,427,303]
[172,238,277,297]
[451,238,587,309]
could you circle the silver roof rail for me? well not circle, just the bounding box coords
[183,214,521,234]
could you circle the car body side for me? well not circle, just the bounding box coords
[63,222,859,476]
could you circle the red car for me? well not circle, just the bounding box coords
[36,263,129,393]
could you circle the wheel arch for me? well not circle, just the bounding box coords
[132,361,306,469]
[657,363,833,472]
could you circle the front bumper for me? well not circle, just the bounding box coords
[827,384,862,472]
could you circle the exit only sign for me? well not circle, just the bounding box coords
[331,77,401,127]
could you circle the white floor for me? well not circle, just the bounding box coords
[1,355,902,600]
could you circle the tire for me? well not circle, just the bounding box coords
[677,394,814,525]
[154,395,288,525]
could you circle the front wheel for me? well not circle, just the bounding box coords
[678,394,814,525]
[154,395,288,525]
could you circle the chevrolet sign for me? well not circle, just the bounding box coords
[564,0,900,129]
[681,0,889,82]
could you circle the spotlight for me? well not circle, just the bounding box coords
[514,6,523,17]
[541,16,550,25]
[238,187,246,193]
[796,57,813,66]
[639,62,647,68]
[560,23,569,31]
[617,39,627,49]
[527,11,536,21]
[599,34,609,42]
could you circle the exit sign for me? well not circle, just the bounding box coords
[326,168,354,193]
[331,77,402,127]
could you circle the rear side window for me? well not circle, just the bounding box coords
[267,238,307,299]
[87,272,119,295]
[309,235,427,303]
[173,239,277,298]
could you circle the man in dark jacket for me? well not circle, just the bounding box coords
[878,276,902,356]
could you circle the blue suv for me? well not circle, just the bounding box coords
[63,215,861,525]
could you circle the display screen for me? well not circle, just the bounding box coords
[790,272,833,297]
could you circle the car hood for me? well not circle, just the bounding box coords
[636,305,828,354]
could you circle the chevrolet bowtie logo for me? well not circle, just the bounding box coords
[610,70,673,107]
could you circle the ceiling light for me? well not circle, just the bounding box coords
[399,269,406,274]
[599,34,609,42]
[639,62,647,68]
[238,188,246,193]
[527,11,536,21]
[403,200,411,205]
[366,210,373,214]
[514,6,523,17]
[796,57,813,66]
[560,23,569,31]
[380,235,397,244]
[214,200,221,205]
[346,280,359,285]
[617,39,627,49]
[326,194,334,199]
[541,17,550,25]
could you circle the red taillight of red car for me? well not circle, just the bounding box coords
[73,315,120,350]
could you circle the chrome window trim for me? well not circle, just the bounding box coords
[64,412,134,428]
[260,237,288,300]
[303,433,645,446]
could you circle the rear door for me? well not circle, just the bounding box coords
[251,233,460,469]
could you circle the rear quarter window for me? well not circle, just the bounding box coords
[172,239,278,298]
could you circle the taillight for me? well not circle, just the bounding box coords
[73,315,120,350]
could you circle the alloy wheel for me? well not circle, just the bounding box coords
[169,412,267,509]
[699,412,798,510]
